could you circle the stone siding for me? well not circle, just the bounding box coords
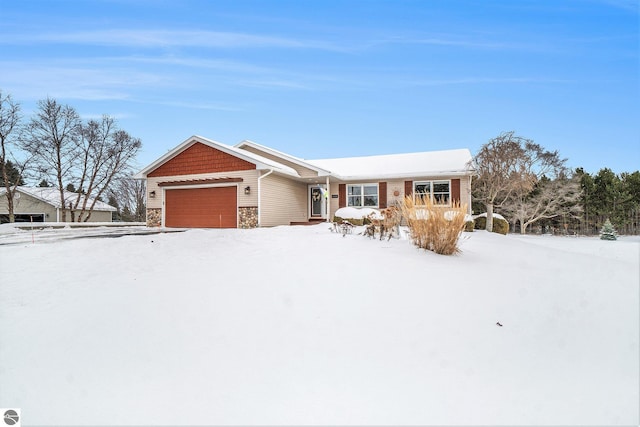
[238,206,258,228]
[147,208,162,227]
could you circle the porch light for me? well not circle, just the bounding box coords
[244,186,251,195]
[149,190,156,198]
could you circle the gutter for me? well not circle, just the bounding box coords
[257,169,274,227]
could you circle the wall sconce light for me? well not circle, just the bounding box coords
[244,186,251,195]
[149,190,156,198]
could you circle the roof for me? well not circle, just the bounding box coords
[135,135,300,179]
[135,135,475,181]
[307,148,474,180]
[235,140,331,176]
[0,186,117,211]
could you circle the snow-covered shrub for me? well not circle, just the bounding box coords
[473,213,509,235]
[333,207,381,226]
[599,219,618,241]
[400,196,467,255]
[464,215,475,232]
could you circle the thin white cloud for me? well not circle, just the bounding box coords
[3,29,343,51]
[376,36,515,50]
[119,55,274,74]
[80,113,133,120]
[146,100,245,112]
[405,77,573,86]
[0,62,167,100]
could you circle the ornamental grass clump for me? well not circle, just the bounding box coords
[400,195,467,255]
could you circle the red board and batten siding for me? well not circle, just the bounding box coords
[451,179,460,204]
[378,182,387,208]
[148,142,255,177]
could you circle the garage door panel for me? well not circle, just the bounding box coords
[165,187,237,228]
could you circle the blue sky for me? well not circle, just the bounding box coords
[1,0,638,174]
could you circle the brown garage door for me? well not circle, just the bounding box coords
[165,186,237,228]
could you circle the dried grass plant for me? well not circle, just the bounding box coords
[400,195,467,255]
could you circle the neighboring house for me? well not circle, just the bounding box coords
[0,186,116,223]
[135,135,474,228]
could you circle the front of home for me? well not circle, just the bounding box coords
[135,135,474,228]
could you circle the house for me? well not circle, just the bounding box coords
[0,186,117,223]
[135,135,474,228]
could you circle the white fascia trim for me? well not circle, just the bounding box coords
[332,170,473,181]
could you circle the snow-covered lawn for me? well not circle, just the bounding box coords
[0,224,638,425]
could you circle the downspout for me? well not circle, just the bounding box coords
[257,169,274,227]
[468,174,473,215]
[325,176,331,222]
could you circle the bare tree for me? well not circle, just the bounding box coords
[24,98,81,222]
[472,131,565,232]
[502,172,583,234]
[71,115,142,222]
[109,177,146,222]
[0,90,29,223]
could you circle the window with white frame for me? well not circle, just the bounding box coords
[414,180,450,205]
[347,184,378,207]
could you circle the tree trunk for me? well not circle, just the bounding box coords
[485,203,494,232]
[7,192,14,223]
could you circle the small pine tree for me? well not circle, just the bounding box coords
[600,219,618,241]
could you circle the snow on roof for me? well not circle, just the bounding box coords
[307,148,474,180]
[0,186,117,211]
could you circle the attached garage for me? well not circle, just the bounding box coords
[165,186,237,228]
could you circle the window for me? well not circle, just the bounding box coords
[414,180,450,205]
[347,184,378,207]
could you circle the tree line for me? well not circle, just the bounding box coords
[0,89,145,223]
[472,131,639,235]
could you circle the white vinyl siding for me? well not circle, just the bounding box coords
[259,173,307,226]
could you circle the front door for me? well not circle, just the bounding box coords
[309,185,326,218]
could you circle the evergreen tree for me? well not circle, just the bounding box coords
[0,160,24,186]
[600,219,618,241]
[38,179,50,187]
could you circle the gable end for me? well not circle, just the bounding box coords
[148,142,256,177]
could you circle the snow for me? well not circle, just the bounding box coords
[474,212,506,220]
[334,207,382,220]
[309,148,473,179]
[0,225,638,425]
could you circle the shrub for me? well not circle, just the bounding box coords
[400,196,467,255]
[332,215,370,226]
[464,219,475,232]
[600,219,618,241]
[474,214,509,235]
[492,218,509,235]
